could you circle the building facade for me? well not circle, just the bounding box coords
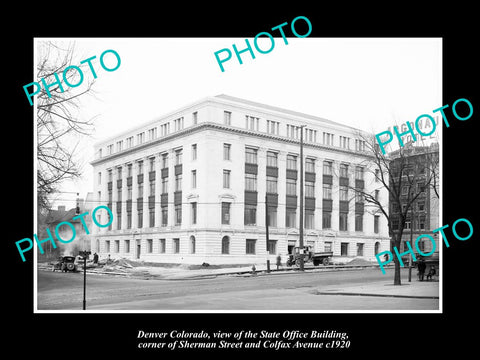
[388,143,440,259]
[90,95,390,265]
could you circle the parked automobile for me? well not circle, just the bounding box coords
[51,256,78,272]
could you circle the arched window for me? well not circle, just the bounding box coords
[222,236,230,254]
[190,235,196,254]
[374,241,380,255]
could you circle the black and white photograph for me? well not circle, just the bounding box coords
[8,7,478,357]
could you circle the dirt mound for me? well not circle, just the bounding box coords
[347,258,376,266]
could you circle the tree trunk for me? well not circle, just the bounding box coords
[393,232,402,285]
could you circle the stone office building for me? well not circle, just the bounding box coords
[90,95,390,265]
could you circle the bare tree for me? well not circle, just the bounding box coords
[349,133,439,285]
[36,41,96,213]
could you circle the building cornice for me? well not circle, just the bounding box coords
[91,122,374,167]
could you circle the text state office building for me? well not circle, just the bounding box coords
[90,95,390,265]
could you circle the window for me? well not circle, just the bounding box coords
[161,177,168,193]
[286,124,299,139]
[340,164,348,178]
[245,147,257,164]
[322,211,331,229]
[191,144,197,160]
[116,140,123,152]
[192,111,198,125]
[191,170,196,189]
[175,204,182,225]
[355,166,364,180]
[107,144,113,155]
[117,167,122,180]
[114,240,120,253]
[159,239,166,253]
[355,214,363,231]
[223,143,231,160]
[160,123,170,136]
[287,155,297,170]
[404,220,411,230]
[266,120,280,135]
[267,240,277,254]
[340,136,350,149]
[147,239,153,253]
[108,169,113,182]
[223,170,231,189]
[374,215,380,233]
[341,243,348,256]
[305,181,315,197]
[149,209,155,227]
[244,204,256,225]
[222,236,230,254]
[175,174,182,191]
[124,240,130,253]
[375,189,380,201]
[126,136,133,148]
[418,216,426,230]
[149,180,155,196]
[323,184,332,199]
[340,186,348,201]
[148,127,157,141]
[286,208,296,228]
[305,128,317,143]
[221,202,230,224]
[191,202,197,224]
[161,206,168,227]
[245,173,257,191]
[355,190,364,203]
[105,240,110,253]
[357,243,364,256]
[137,209,143,228]
[266,176,278,193]
[267,151,278,167]
[127,211,132,229]
[245,115,259,131]
[173,238,180,253]
[138,161,143,175]
[246,239,256,254]
[175,149,183,165]
[323,132,334,146]
[355,139,366,152]
[267,207,277,227]
[305,158,315,173]
[149,157,155,172]
[323,161,332,175]
[339,212,348,231]
[305,210,315,229]
[417,200,425,212]
[224,111,231,125]
[137,132,145,144]
[161,153,168,169]
[174,117,184,131]
[286,179,296,196]
[190,236,196,254]
[117,213,122,230]
[375,168,380,182]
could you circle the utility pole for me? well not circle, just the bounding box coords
[265,194,270,273]
[299,125,306,271]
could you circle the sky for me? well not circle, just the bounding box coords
[35,37,442,209]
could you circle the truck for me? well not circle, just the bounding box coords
[286,246,333,267]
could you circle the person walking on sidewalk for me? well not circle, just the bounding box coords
[418,259,426,281]
[276,254,282,270]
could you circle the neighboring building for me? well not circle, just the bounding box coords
[37,197,94,260]
[388,142,440,259]
[90,95,390,265]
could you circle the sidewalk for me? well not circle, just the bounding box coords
[313,279,439,299]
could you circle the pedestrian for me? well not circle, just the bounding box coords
[426,265,436,281]
[93,252,99,264]
[417,259,426,281]
[276,254,282,270]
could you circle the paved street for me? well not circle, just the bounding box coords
[37,267,439,311]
